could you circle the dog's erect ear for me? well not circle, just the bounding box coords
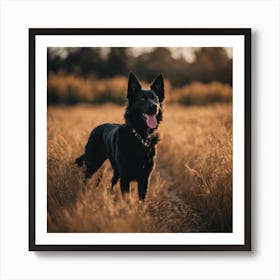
[151,74,164,102]
[127,72,142,98]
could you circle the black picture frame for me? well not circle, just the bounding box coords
[29,28,251,251]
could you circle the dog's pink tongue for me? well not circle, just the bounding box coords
[144,114,157,129]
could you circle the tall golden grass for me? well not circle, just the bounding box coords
[47,103,232,232]
[47,73,232,106]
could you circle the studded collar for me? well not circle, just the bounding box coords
[131,128,151,148]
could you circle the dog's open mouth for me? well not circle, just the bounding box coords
[143,113,157,129]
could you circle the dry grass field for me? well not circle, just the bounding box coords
[47,73,232,106]
[47,103,232,233]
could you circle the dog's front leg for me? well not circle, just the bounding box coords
[120,177,130,196]
[137,179,148,201]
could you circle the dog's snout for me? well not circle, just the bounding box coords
[151,104,157,111]
[149,103,158,114]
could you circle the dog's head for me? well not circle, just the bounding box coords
[125,72,164,132]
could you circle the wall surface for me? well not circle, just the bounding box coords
[1,0,279,279]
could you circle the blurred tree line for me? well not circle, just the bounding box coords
[48,47,232,87]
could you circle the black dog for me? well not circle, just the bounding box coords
[76,72,164,200]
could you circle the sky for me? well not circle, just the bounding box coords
[128,47,232,63]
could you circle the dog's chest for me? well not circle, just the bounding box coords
[124,151,154,180]
[120,139,155,174]
[126,144,154,165]
[117,127,157,175]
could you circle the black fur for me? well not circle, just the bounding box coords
[76,72,164,200]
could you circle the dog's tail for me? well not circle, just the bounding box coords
[75,154,84,167]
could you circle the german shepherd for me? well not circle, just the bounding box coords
[76,72,164,200]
